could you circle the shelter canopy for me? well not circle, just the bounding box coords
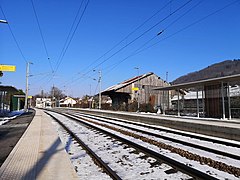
[154,74,240,91]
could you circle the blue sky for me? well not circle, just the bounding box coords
[0,0,240,97]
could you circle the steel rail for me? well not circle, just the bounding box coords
[72,110,240,149]
[48,110,218,180]
[71,112,240,161]
[45,111,122,180]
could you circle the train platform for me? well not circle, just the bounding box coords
[0,109,78,180]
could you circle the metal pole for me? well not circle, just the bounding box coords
[134,67,140,112]
[221,82,225,120]
[167,90,170,111]
[162,91,165,115]
[197,89,199,118]
[99,70,102,109]
[202,87,205,117]
[89,84,91,108]
[227,82,231,120]
[24,62,29,112]
[177,89,180,116]
[137,68,140,112]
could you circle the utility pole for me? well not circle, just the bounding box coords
[134,67,140,112]
[52,84,55,108]
[89,84,91,108]
[24,62,32,112]
[98,70,102,109]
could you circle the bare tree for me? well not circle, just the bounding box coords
[50,86,65,100]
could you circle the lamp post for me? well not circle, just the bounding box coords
[134,67,140,112]
[24,62,33,112]
[93,69,102,109]
[98,70,102,110]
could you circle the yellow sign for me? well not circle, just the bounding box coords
[0,65,16,72]
[28,96,33,99]
[132,87,139,91]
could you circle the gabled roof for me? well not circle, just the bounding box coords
[102,72,154,93]
[0,85,18,93]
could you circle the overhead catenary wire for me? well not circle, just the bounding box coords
[78,0,175,74]
[54,0,90,74]
[104,0,238,77]
[65,0,193,86]
[61,0,175,87]
[54,0,86,72]
[30,0,53,73]
[103,0,204,74]
[141,0,240,54]
[79,0,193,78]
[0,5,27,63]
[38,0,90,90]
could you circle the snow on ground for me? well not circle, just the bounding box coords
[78,113,240,162]
[51,119,112,180]
[48,111,191,180]
[0,110,25,125]
[70,112,240,180]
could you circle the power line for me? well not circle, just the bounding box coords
[66,0,193,85]
[55,0,85,72]
[106,0,203,71]
[54,0,90,74]
[39,0,90,89]
[30,0,53,72]
[60,0,175,87]
[142,0,240,53]
[104,0,238,76]
[83,0,193,75]
[0,5,27,62]
[79,0,175,74]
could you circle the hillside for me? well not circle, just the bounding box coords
[172,59,240,84]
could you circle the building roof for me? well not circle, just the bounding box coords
[0,85,18,93]
[102,72,154,94]
[154,73,240,91]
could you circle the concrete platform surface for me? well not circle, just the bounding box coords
[0,109,78,180]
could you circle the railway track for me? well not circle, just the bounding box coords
[68,110,240,149]
[64,113,240,177]
[70,111,240,161]
[46,111,195,179]
[44,109,235,179]
[45,111,120,180]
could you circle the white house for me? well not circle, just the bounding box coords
[35,98,52,108]
[59,97,76,107]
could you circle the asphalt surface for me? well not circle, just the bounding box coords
[0,109,35,167]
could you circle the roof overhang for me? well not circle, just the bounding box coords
[0,85,18,93]
[154,74,240,91]
[101,72,154,94]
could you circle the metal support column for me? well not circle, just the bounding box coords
[17,98,20,111]
[177,89,180,116]
[227,82,231,120]
[202,87,205,117]
[221,82,225,120]
[162,91,165,115]
[197,89,199,118]
[99,70,102,110]
[167,90,170,111]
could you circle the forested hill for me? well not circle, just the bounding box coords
[172,59,240,85]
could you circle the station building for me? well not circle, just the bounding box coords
[101,72,170,111]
